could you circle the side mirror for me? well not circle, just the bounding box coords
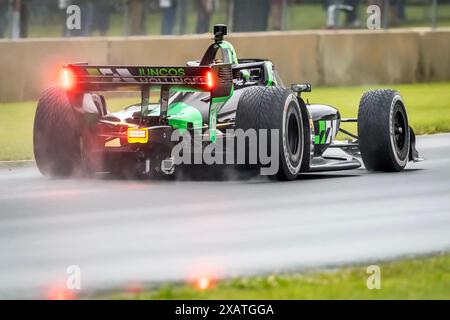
[291,83,312,93]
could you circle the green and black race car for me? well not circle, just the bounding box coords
[33,24,421,181]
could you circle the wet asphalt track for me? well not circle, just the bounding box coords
[0,134,449,298]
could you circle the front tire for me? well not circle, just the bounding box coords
[33,87,82,177]
[358,89,410,172]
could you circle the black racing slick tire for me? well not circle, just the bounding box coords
[235,86,304,181]
[33,86,82,177]
[358,89,410,172]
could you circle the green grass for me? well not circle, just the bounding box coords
[100,252,450,300]
[0,82,449,161]
[303,82,450,140]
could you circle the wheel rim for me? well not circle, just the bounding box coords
[287,112,300,156]
[393,109,407,152]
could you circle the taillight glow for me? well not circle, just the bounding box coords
[128,130,147,138]
[206,71,214,89]
[45,283,76,300]
[61,68,75,90]
[127,128,149,144]
[196,277,211,290]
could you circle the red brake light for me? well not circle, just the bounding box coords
[61,68,75,90]
[196,276,211,290]
[206,71,214,89]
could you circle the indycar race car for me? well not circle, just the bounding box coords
[33,24,421,181]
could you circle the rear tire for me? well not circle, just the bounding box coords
[358,89,410,172]
[236,86,304,180]
[33,87,82,177]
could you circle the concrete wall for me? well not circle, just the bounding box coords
[0,28,449,102]
[319,30,421,85]
[0,38,108,102]
[230,32,320,86]
[418,30,450,82]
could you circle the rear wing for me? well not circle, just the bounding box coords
[62,63,232,95]
[62,63,234,142]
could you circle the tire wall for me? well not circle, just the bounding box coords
[0,28,449,102]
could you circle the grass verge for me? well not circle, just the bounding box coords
[102,252,450,300]
[0,82,449,161]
